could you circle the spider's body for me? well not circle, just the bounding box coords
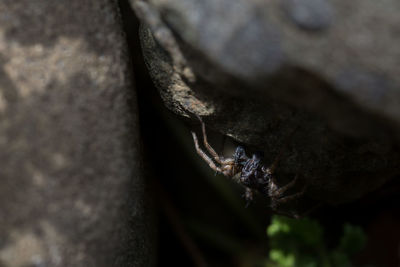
[191,117,304,215]
[239,153,270,193]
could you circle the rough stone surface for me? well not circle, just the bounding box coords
[131,0,400,215]
[0,1,154,266]
[281,0,334,31]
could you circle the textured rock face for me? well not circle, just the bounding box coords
[0,1,154,266]
[131,0,400,215]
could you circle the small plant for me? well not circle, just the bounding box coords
[266,216,367,267]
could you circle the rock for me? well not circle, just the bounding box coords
[0,0,154,266]
[281,0,334,31]
[131,0,400,216]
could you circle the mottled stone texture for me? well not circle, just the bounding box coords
[131,0,400,215]
[0,1,154,266]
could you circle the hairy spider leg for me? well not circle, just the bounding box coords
[198,116,224,164]
[191,131,223,173]
[214,134,228,176]
[273,188,306,204]
[270,188,308,219]
[197,115,235,167]
[243,187,254,208]
[269,174,299,197]
[269,174,307,217]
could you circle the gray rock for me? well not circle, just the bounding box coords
[131,0,400,215]
[282,0,334,31]
[0,0,154,266]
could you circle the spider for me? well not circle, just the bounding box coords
[191,116,305,216]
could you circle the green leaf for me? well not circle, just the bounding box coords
[330,251,351,267]
[269,249,295,267]
[267,216,323,246]
[337,224,367,256]
[267,216,366,267]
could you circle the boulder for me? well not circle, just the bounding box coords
[131,0,400,215]
[0,0,154,266]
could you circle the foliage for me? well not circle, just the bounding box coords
[266,216,367,267]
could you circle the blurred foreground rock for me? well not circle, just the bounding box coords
[131,0,400,215]
[0,1,154,266]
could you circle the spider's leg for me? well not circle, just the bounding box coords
[269,189,305,219]
[269,174,299,197]
[198,116,224,164]
[299,203,323,218]
[243,187,254,208]
[271,196,319,219]
[192,131,223,173]
[271,208,301,219]
[273,188,305,204]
